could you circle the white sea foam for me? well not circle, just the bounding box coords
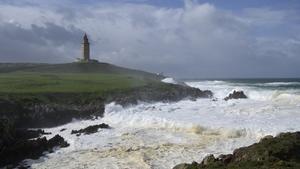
[258,82,300,87]
[161,77,178,84]
[187,81,300,104]
[29,80,300,169]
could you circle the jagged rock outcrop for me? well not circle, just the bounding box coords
[224,90,247,101]
[0,122,69,168]
[0,114,69,168]
[107,83,213,106]
[71,123,111,136]
[173,132,300,169]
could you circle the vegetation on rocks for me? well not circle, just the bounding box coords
[173,132,300,169]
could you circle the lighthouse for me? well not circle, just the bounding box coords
[82,33,90,62]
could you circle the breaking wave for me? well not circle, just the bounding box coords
[259,82,300,86]
[103,102,247,138]
[161,77,178,84]
[187,80,300,104]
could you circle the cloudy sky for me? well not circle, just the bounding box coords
[0,0,299,78]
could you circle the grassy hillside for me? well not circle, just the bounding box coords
[0,62,159,77]
[0,62,162,94]
[0,72,150,93]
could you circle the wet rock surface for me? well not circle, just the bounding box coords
[0,98,105,128]
[71,123,111,136]
[0,122,69,168]
[224,90,247,101]
[1,135,69,168]
[173,132,300,169]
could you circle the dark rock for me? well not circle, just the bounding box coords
[17,166,29,169]
[201,154,216,165]
[173,163,189,169]
[0,120,52,147]
[260,135,273,142]
[60,128,67,132]
[218,154,233,164]
[0,118,16,149]
[48,135,70,148]
[71,123,111,136]
[16,129,51,140]
[0,96,105,129]
[1,118,68,168]
[173,162,200,169]
[224,90,247,101]
[107,83,213,106]
[0,133,69,168]
[173,132,300,169]
[232,132,300,162]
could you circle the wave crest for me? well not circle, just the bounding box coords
[104,103,247,139]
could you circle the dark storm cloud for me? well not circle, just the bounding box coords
[0,0,299,78]
[0,22,83,63]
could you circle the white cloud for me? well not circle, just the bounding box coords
[243,8,288,25]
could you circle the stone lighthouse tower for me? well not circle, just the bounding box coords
[82,33,90,62]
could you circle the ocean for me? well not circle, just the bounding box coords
[29,79,300,169]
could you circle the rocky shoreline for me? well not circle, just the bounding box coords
[0,120,69,168]
[0,82,212,168]
[173,132,300,169]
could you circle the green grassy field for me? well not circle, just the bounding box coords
[0,63,162,95]
[0,72,150,93]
